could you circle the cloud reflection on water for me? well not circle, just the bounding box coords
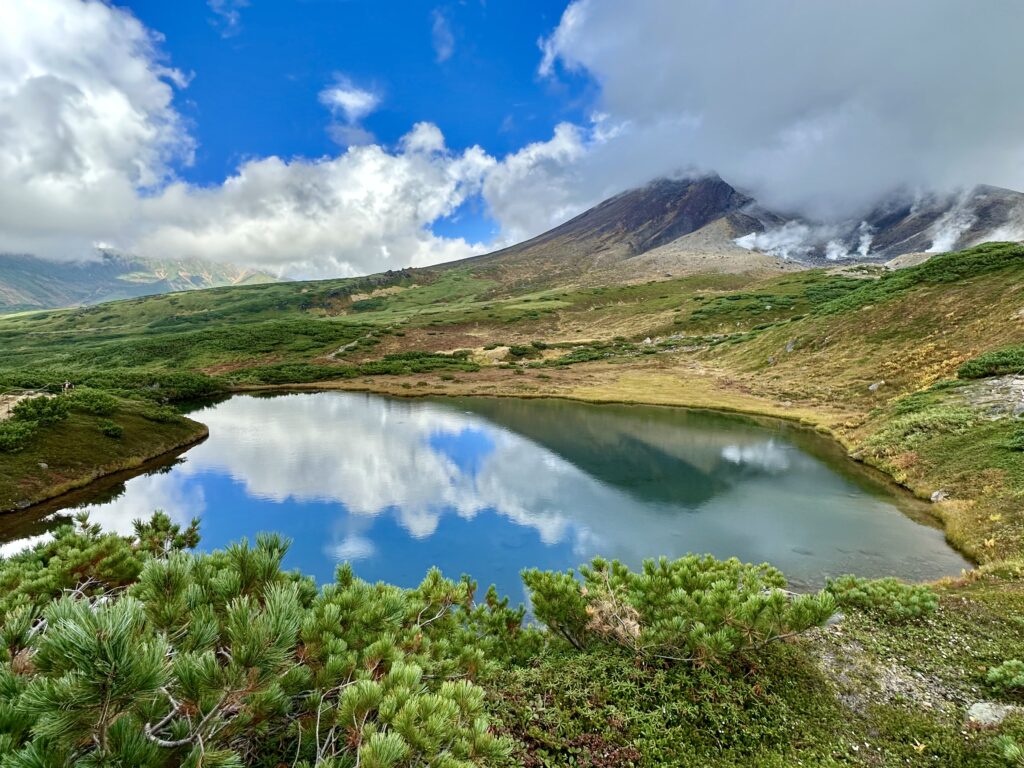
[63,392,969,589]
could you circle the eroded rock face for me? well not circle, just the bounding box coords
[966,702,1024,727]
[959,375,1024,419]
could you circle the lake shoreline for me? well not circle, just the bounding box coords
[0,418,208,516]
[0,375,974,576]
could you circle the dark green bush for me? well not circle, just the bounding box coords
[958,345,1024,379]
[507,345,539,359]
[141,404,183,423]
[1004,422,1024,451]
[0,420,37,452]
[523,555,835,666]
[99,419,124,438]
[825,575,938,622]
[11,395,69,425]
[0,515,526,767]
[351,296,387,312]
[67,387,119,416]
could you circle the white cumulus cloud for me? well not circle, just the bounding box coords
[0,0,502,277]
[0,0,192,259]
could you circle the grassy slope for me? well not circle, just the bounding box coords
[0,400,206,512]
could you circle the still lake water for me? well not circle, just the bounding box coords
[1,392,969,596]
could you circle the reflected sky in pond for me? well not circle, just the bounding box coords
[8,392,970,596]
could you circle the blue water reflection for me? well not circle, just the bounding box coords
[21,392,970,596]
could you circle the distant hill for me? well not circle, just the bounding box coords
[0,252,279,313]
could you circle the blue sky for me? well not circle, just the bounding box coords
[126,0,591,244]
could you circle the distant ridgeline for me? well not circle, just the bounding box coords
[0,252,278,313]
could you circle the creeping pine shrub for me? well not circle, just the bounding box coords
[67,387,118,416]
[141,404,181,423]
[997,736,1024,768]
[987,660,1024,694]
[11,395,69,425]
[825,575,938,622]
[958,344,1024,379]
[523,555,836,667]
[0,514,528,767]
[507,345,542,360]
[1006,422,1024,452]
[99,419,124,438]
[0,420,37,452]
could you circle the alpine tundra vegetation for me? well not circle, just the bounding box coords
[3,0,1024,765]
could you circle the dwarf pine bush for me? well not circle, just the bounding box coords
[0,515,528,767]
[11,395,69,425]
[987,659,1024,694]
[825,575,938,622]
[0,421,37,453]
[0,518,866,765]
[66,387,119,416]
[522,555,836,666]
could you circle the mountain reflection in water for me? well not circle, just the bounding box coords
[4,392,969,597]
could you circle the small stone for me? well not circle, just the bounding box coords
[868,380,885,392]
[642,337,653,345]
[825,611,845,627]
[931,490,949,503]
[967,702,1024,727]
[38,462,48,470]
[785,339,796,353]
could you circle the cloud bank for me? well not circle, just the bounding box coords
[538,0,1024,220]
[0,0,504,276]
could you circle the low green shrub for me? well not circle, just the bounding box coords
[350,296,387,312]
[523,555,836,666]
[958,345,1024,379]
[997,735,1024,767]
[0,420,37,452]
[67,387,119,416]
[99,419,124,438]
[0,514,528,767]
[1007,423,1024,452]
[141,404,183,423]
[987,659,1024,694]
[507,345,540,359]
[11,395,69,425]
[825,575,938,622]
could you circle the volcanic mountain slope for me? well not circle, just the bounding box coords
[856,184,1024,258]
[0,252,278,313]
[739,184,1024,263]
[451,176,793,287]
[450,175,1024,286]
